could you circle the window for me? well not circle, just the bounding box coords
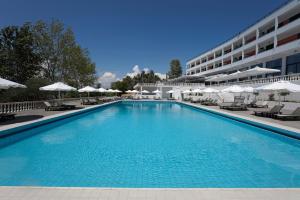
[286,53,300,75]
[266,58,282,77]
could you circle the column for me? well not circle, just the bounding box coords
[281,56,287,75]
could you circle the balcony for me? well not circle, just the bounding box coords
[244,50,256,58]
[223,59,231,66]
[277,33,300,46]
[233,56,242,63]
[258,42,274,54]
[224,48,232,55]
[259,26,275,38]
[278,12,300,29]
[245,36,256,44]
[215,52,222,58]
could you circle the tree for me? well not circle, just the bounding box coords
[32,20,96,86]
[0,24,42,83]
[111,70,161,92]
[168,59,182,79]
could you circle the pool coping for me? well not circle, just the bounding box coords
[179,101,300,140]
[0,100,121,137]
[0,186,300,200]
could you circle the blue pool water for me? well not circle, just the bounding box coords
[0,101,300,188]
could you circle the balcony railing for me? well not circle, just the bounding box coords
[135,82,205,88]
[211,73,300,86]
[277,33,300,46]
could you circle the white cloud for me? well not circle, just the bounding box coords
[97,72,118,89]
[155,72,167,80]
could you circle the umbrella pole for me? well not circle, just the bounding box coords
[58,90,61,100]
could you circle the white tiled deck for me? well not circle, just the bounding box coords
[0,187,300,200]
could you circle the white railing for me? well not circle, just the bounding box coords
[0,101,45,114]
[212,73,300,86]
[135,82,205,87]
[0,98,82,114]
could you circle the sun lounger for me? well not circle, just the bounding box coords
[251,101,268,108]
[274,107,300,120]
[0,113,16,121]
[44,101,65,111]
[253,104,284,117]
[219,102,236,109]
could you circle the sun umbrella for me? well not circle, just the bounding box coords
[256,81,300,104]
[126,90,132,93]
[206,74,228,82]
[202,88,220,93]
[106,89,115,93]
[191,88,202,94]
[141,90,149,93]
[0,77,26,89]
[78,86,97,97]
[166,90,174,94]
[131,90,139,93]
[114,89,122,93]
[241,67,280,77]
[243,86,254,93]
[182,90,191,94]
[40,82,76,99]
[222,85,244,93]
[153,89,161,93]
[256,81,300,93]
[98,88,107,93]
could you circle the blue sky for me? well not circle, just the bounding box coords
[1,0,286,80]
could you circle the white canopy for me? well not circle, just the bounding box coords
[153,89,161,94]
[243,86,255,93]
[141,90,149,93]
[167,90,174,94]
[126,90,132,93]
[206,74,228,82]
[106,89,115,93]
[256,81,300,93]
[202,88,220,93]
[242,67,280,77]
[78,86,97,93]
[191,88,202,93]
[114,89,122,93]
[98,88,107,92]
[0,77,27,89]
[222,85,244,93]
[131,90,139,93]
[206,67,281,82]
[40,82,76,92]
[182,90,191,94]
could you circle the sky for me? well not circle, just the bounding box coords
[1,0,286,86]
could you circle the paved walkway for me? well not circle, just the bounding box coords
[192,104,300,130]
[0,187,300,200]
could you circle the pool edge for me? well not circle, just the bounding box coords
[0,100,121,137]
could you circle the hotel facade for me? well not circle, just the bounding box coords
[186,0,300,83]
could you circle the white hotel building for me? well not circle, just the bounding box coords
[186,0,300,84]
[136,0,300,100]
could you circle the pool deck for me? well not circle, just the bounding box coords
[1,100,300,199]
[0,187,300,200]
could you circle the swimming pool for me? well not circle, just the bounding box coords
[0,101,300,187]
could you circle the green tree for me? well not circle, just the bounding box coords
[32,20,96,86]
[0,24,41,83]
[168,59,182,79]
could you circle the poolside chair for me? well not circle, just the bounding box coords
[274,107,300,120]
[44,101,65,111]
[253,104,284,117]
[88,98,98,105]
[0,113,16,121]
[251,101,268,108]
